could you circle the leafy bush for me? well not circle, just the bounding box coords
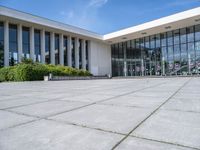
[0,67,11,82]
[0,59,92,82]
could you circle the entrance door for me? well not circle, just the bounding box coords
[127,63,133,76]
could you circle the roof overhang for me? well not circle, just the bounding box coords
[0,6,103,41]
[103,7,200,44]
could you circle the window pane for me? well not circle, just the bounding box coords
[174,29,180,45]
[195,24,200,41]
[9,24,18,66]
[161,33,167,47]
[180,28,186,43]
[63,36,68,66]
[155,34,160,48]
[22,27,30,58]
[0,22,4,67]
[34,29,41,62]
[167,31,173,46]
[187,26,194,42]
[45,32,50,64]
[55,34,59,65]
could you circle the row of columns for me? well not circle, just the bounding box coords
[3,21,89,70]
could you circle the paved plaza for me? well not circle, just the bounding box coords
[0,77,200,150]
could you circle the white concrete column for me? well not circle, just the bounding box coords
[59,34,64,65]
[188,53,191,75]
[50,32,55,65]
[4,21,9,66]
[41,29,45,64]
[81,39,86,70]
[88,40,92,72]
[30,26,34,60]
[141,59,144,76]
[67,36,72,67]
[75,37,79,69]
[17,24,22,62]
[162,56,165,76]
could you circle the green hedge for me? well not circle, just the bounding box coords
[0,61,91,82]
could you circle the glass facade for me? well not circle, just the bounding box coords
[34,29,41,62]
[0,22,4,67]
[86,40,89,70]
[79,39,82,69]
[9,24,18,66]
[63,36,68,66]
[22,27,30,59]
[71,38,75,68]
[45,32,50,64]
[55,34,59,65]
[111,24,200,76]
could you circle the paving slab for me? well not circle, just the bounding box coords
[115,136,193,150]
[132,110,200,149]
[50,104,153,134]
[0,119,123,150]
[101,95,166,109]
[130,91,172,98]
[9,100,88,118]
[0,110,36,130]
[0,97,50,109]
[161,98,200,113]
[172,92,200,100]
[60,93,115,103]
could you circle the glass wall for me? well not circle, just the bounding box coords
[79,39,82,69]
[34,29,41,62]
[86,40,89,70]
[9,24,18,66]
[71,38,75,68]
[55,34,59,65]
[111,24,200,76]
[45,32,50,64]
[22,27,30,59]
[63,36,68,66]
[0,22,4,67]
[55,34,60,65]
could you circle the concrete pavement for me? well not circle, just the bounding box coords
[0,77,200,150]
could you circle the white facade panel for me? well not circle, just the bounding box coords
[90,41,111,76]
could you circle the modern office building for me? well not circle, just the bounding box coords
[0,6,200,76]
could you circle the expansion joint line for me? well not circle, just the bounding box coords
[111,78,194,150]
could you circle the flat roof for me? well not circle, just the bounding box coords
[1,6,200,44]
[0,6,103,40]
[103,7,200,43]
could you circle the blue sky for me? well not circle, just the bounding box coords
[0,0,200,34]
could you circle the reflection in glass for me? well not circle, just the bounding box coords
[111,25,200,77]
[79,39,82,69]
[0,22,4,67]
[45,32,50,64]
[34,29,41,62]
[9,24,18,66]
[63,36,68,66]
[71,38,75,68]
[22,27,30,59]
[55,34,59,65]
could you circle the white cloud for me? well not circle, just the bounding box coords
[59,0,109,33]
[60,10,74,19]
[88,0,108,7]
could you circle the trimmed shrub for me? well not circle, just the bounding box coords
[7,67,16,81]
[0,60,92,82]
[0,67,10,82]
[14,64,34,81]
[31,63,49,80]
